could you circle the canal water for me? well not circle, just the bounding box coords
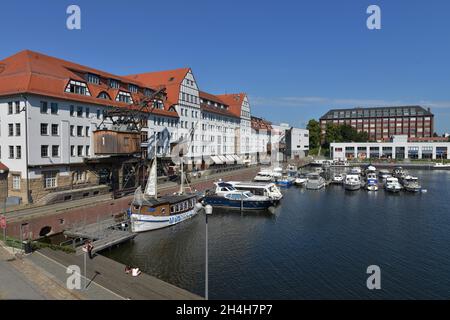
[103,169,450,299]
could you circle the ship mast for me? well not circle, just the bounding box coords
[154,131,157,199]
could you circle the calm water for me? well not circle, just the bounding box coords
[104,170,450,299]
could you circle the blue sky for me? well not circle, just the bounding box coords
[1,0,450,133]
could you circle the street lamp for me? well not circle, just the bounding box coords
[204,204,213,300]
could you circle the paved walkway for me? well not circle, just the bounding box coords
[0,245,83,300]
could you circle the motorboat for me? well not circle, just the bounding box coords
[364,165,376,176]
[275,176,295,187]
[344,174,361,191]
[331,173,344,184]
[402,175,422,192]
[227,181,283,201]
[254,171,273,182]
[271,167,283,179]
[294,175,308,186]
[202,182,277,210]
[433,162,450,169]
[349,167,362,175]
[385,177,402,193]
[392,166,406,178]
[365,172,379,191]
[286,165,298,177]
[305,173,326,190]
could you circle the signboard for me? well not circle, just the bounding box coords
[0,215,6,229]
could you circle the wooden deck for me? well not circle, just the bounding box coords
[37,248,202,300]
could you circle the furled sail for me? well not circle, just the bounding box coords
[133,186,143,206]
[144,158,157,197]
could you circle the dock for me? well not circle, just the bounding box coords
[27,248,202,300]
[63,217,136,255]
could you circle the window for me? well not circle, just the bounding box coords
[85,126,90,137]
[77,145,83,156]
[41,123,48,135]
[96,109,101,119]
[41,101,48,113]
[9,146,14,159]
[98,92,110,100]
[16,146,21,159]
[77,106,83,117]
[50,102,58,114]
[71,145,75,157]
[66,80,90,96]
[41,145,49,157]
[8,102,13,114]
[87,73,100,84]
[15,101,21,114]
[52,145,59,157]
[70,105,75,116]
[70,125,74,136]
[77,126,83,136]
[51,124,59,136]
[109,79,120,89]
[85,145,90,156]
[86,107,90,118]
[129,84,138,93]
[144,88,152,97]
[8,124,13,136]
[12,175,20,190]
[116,91,133,104]
[43,171,57,189]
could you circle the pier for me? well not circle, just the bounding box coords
[63,216,136,255]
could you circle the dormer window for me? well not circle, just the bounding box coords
[116,91,133,104]
[65,80,91,96]
[109,79,120,89]
[86,73,100,84]
[144,88,153,97]
[129,84,138,93]
[98,92,111,100]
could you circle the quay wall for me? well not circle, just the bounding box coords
[5,167,259,240]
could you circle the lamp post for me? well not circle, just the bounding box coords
[204,204,213,300]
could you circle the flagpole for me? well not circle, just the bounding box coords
[154,131,157,200]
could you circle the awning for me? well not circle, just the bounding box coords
[218,155,228,164]
[225,155,235,164]
[232,155,243,164]
[211,156,223,164]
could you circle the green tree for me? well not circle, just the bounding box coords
[306,119,321,150]
[324,123,342,147]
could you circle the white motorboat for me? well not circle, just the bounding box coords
[227,181,283,201]
[331,174,344,184]
[294,176,308,186]
[344,174,361,191]
[378,169,391,180]
[433,162,450,169]
[305,173,326,190]
[385,177,402,193]
[402,175,421,192]
[349,167,362,175]
[254,171,273,182]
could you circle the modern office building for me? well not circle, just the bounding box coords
[285,127,309,159]
[320,106,434,141]
[331,135,449,160]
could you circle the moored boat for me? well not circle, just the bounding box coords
[433,162,450,169]
[254,171,273,182]
[385,177,402,193]
[202,182,277,210]
[331,173,344,184]
[365,172,379,191]
[227,181,283,201]
[275,176,295,187]
[344,174,361,191]
[305,173,326,190]
[294,174,308,186]
[402,175,422,192]
[378,169,391,180]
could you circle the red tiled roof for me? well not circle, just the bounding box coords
[215,93,247,118]
[0,50,179,118]
[125,68,190,108]
[0,162,8,172]
[251,116,272,130]
[199,91,239,118]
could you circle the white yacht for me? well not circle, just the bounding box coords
[344,174,361,191]
[402,175,421,192]
[227,181,283,201]
[385,177,402,193]
[331,173,344,184]
[254,171,273,182]
[305,173,326,190]
[365,172,379,191]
